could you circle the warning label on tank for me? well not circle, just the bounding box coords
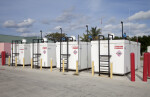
[72,46,78,49]
[114,46,123,49]
[43,47,47,49]
[43,50,46,54]
[116,50,122,57]
[73,50,77,55]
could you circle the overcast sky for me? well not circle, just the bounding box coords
[0,0,150,38]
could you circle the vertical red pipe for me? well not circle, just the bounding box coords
[1,51,6,66]
[148,53,150,77]
[1,51,3,65]
[130,53,135,82]
[3,51,6,65]
[143,53,148,82]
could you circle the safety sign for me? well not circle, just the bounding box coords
[116,50,122,57]
[73,50,77,55]
[43,50,46,54]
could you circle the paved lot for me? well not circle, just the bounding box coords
[0,59,150,97]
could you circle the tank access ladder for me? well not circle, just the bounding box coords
[98,34,113,77]
[60,37,73,72]
[11,40,22,66]
[32,39,44,68]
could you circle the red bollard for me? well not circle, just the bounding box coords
[1,51,6,66]
[1,51,3,65]
[143,53,148,82]
[130,53,135,82]
[148,53,150,77]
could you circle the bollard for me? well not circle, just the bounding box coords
[92,61,94,76]
[148,53,150,77]
[1,51,6,65]
[63,59,65,73]
[143,53,148,82]
[23,58,25,68]
[40,58,42,70]
[110,62,113,79]
[31,58,33,69]
[15,57,17,67]
[130,53,135,82]
[76,60,78,74]
[50,59,53,72]
[8,56,10,66]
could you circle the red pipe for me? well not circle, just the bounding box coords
[1,51,6,66]
[130,53,135,82]
[148,53,150,77]
[143,53,148,82]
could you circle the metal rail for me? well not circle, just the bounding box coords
[98,35,105,76]
[11,40,22,66]
[60,37,73,72]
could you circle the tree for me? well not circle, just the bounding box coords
[80,27,101,41]
[80,33,88,41]
[89,27,101,40]
[45,32,66,42]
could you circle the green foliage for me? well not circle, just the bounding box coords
[80,33,88,41]
[114,36,122,39]
[45,32,66,42]
[131,35,150,54]
[80,27,101,41]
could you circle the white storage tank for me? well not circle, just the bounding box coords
[30,38,56,67]
[56,41,91,70]
[11,39,31,65]
[91,40,141,75]
[147,46,150,52]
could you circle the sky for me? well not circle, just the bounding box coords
[0,0,150,38]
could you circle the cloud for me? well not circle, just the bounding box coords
[16,28,30,33]
[54,26,62,30]
[3,18,35,28]
[40,19,50,25]
[88,0,102,12]
[128,10,150,21]
[21,31,52,37]
[21,32,39,37]
[55,7,77,23]
[106,17,116,24]
[17,18,34,27]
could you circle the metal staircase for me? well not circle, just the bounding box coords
[60,37,73,72]
[32,39,44,68]
[11,40,22,66]
[98,34,113,77]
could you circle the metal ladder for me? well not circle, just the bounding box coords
[11,40,22,66]
[98,34,113,77]
[32,39,44,68]
[60,37,73,72]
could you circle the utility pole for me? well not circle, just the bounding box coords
[86,25,88,70]
[60,28,62,72]
[121,21,123,38]
[40,30,42,39]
